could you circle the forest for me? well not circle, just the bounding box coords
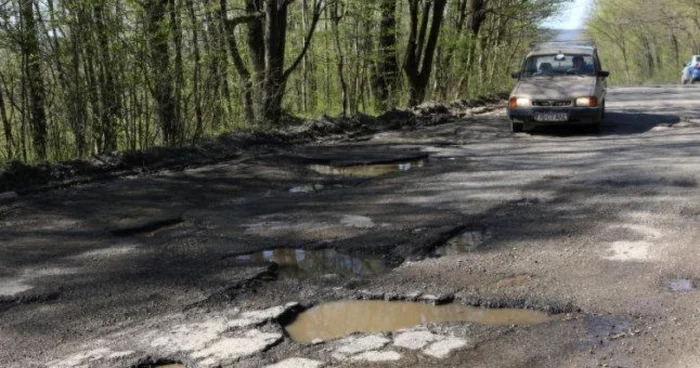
[0,0,565,163]
[588,0,700,85]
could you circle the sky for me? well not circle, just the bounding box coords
[542,0,595,30]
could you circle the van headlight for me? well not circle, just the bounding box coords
[575,97,598,107]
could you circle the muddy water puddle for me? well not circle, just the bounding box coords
[156,365,185,368]
[309,160,424,177]
[285,300,552,343]
[235,248,387,279]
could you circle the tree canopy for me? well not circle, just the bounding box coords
[588,0,700,84]
[0,0,565,163]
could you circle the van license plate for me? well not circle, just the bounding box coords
[535,113,568,122]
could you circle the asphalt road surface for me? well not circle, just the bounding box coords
[2,86,700,368]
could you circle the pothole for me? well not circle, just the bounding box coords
[110,215,184,236]
[234,248,388,279]
[434,228,490,256]
[308,159,425,177]
[664,279,695,292]
[133,361,185,368]
[284,300,552,343]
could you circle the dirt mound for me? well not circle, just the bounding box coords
[0,95,506,193]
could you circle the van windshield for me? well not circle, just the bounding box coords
[521,54,596,77]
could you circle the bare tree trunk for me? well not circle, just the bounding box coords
[216,0,233,120]
[20,0,48,160]
[225,0,322,124]
[94,1,119,152]
[403,0,448,106]
[203,0,224,130]
[246,0,266,121]
[186,0,204,142]
[169,0,184,144]
[20,58,28,162]
[462,0,487,96]
[83,32,101,153]
[0,73,12,160]
[330,3,348,116]
[223,13,258,124]
[70,10,88,157]
[301,0,309,113]
[262,0,287,123]
[374,0,398,111]
[145,0,179,145]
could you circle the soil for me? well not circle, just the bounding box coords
[2,87,700,368]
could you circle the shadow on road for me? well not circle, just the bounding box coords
[524,111,680,137]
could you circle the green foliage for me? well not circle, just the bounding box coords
[588,0,700,85]
[0,0,567,164]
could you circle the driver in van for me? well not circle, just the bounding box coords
[572,55,591,73]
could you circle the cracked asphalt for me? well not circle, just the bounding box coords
[2,86,700,368]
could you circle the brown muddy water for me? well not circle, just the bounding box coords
[308,160,424,177]
[235,248,387,279]
[285,300,552,343]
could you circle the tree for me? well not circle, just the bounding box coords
[20,0,48,160]
[225,0,324,124]
[0,0,566,163]
[374,0,399,111]
[145,0,180,145]
[403,0,448,106]
[588,0,699,84]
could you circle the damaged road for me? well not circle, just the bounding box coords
[2,86,700,367]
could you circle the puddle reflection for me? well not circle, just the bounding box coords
[285,300,552,343]
[309,160,424,177]
[236,248,387,279]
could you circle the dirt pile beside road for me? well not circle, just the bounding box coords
[0,95,506,194]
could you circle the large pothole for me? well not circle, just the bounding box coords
[234,248,389,279]
[308,159,425,177]
[289,145,429,178]
[284,300,553,343]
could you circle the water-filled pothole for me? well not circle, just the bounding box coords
[235,248,388,279]
[133,361,185,368]
[284,300,552,343]
[434,229,489,256]
[309,160,424,177]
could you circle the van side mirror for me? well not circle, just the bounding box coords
[511,71,521,79]
[598,71,610,78]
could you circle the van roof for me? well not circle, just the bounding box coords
[530,40,596,49]
[528,41,596,54]
[527,41,597,57]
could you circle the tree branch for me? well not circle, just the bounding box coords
[283,0,323,81]
[224,17,259,80]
